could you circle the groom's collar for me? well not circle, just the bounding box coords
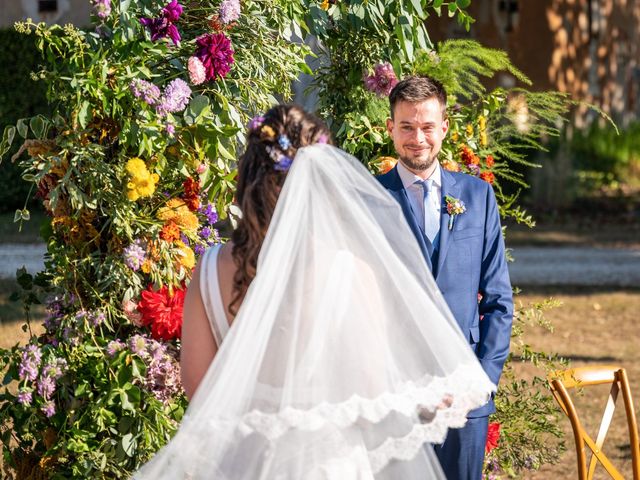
[396,161,442,190]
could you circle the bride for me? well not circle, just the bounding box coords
[133,104,495,479]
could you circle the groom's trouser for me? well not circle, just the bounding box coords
[433,416,489,480]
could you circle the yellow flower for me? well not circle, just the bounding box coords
[478,115,487,131]
[260,125,276,140]
[126,157,147,177]
[141,259,153,274]
[320,0,330,10]
[175,241,196,270]
[465,123,474,137]
[480,132,488,147]
[125,158,158,201]
[450,131,459,143]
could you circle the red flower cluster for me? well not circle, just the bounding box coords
[182,177,200,211]
[460,145,480,166]
[137,284,186,340]
[480,171,495,184]
[486,421,501,453]
[485,154,495,168]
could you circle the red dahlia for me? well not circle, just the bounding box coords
[485,422,501,453]
[137,284,186,340]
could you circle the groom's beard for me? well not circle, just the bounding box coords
[399,152,438,173]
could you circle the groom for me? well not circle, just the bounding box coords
[378,75,513,479]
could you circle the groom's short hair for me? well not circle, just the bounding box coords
[389,76,447,119]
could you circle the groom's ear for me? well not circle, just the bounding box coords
[386,118,394,135]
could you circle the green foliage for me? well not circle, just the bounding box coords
[415,40,530,99]
[486,297,568,477]
[0,1,311,477]
[570,121,640,187]
[306,0,473,128]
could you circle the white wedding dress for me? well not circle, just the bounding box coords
[133,145,495,479]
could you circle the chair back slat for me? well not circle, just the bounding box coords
[548,365,640,480]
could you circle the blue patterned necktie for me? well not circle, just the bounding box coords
[420,178,439,242]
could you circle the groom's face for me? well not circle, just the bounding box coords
[386,98,449,177]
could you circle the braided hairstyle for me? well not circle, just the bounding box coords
[229,104,331,316]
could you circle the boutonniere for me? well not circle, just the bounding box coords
[445,195,466,230]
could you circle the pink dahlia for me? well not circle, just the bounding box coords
[187,56,207,85]
[363,62,399,97]
[195,33,235,81]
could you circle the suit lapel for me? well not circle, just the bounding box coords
[436,169,461,279]
[382,167,433,272]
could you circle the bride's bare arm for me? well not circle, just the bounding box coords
[180,258,218,399]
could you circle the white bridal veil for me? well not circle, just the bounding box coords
[133,144,495,479]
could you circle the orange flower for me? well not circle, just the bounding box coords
[485,155,495,168]
[160,221,181,242]
[441,159,461,172]
[376,156,397,175]
[480,171,495,184]
[460,146,480,166]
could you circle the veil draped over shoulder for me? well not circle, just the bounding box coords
[133,144,495,479]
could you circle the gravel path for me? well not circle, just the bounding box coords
[0,243,48,279]
[1,243,639,287]
[508,246,640,287]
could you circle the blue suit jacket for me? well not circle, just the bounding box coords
[378,166,513,417]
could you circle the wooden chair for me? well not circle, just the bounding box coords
[548,365,640,479]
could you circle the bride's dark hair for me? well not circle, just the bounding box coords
[229,104,331,315]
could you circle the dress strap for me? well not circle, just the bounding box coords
[199,244,229,346]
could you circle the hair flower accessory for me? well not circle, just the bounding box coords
[445,195,466,230]
[316,134,329,144]
[266,146,292,171]
[260,124,276,140]
[248,115,264,131]
[278,134,291,150]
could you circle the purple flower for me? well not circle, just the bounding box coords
[142,339,182,403]
[17,388,33,406]
[166,122,176,136]
[219,0,241,24]
[194,244,205,256]
[195,33,235,81]
[106,339,125,357]
[156,78,192,117]
[42,400,56,418]
[123,240,147,271]
[129,334,149,358]
[363,62,398,97]
[199,226,212,239]
[130,79,161,106]
[18,345,42,382]
[92,0,111,19]
[37,376,56,399]
[139,1,183,45]
[468,163,480,176]
[199,202,218,225]
[248,115,264,131]
[140,0,182,47]
[162,0,183,22]
[180,233,190,245]
[90,310,106,327]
